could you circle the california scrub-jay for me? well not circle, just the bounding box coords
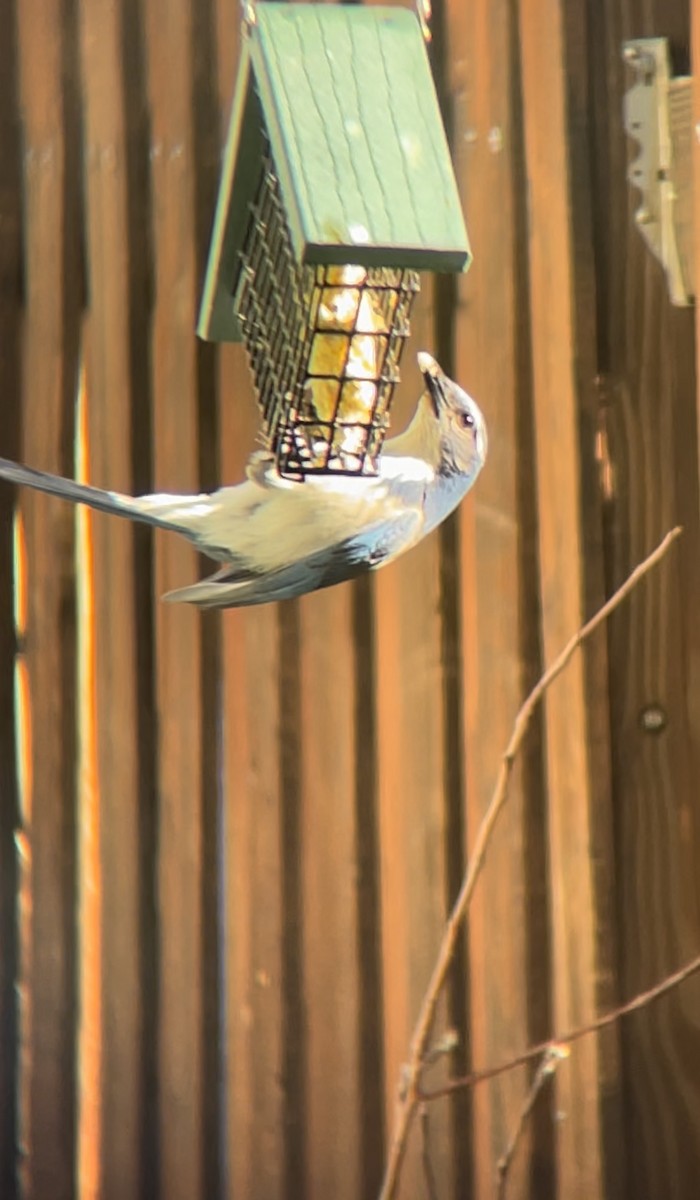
[0,352,486,608]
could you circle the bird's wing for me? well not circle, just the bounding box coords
[164,508,423,609]
[0,453,279,570]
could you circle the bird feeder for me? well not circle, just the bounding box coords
[198,2,470,478]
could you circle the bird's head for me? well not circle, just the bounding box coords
[416,352,487,479]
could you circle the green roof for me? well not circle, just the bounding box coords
[198,3,470,342]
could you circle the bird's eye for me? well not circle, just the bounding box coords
[459,411,475,430]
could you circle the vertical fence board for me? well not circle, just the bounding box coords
[213,15,286,1197]
[16,1,83,1196]
[594,5,700,1198]
[605,282,700,1200]
[218,333,286,1200]
[74,372,102,1200]
[79,2,148,1194]
[191,2,224,1187]
[696,0,700,506]
[145,0,205,1195]
[298,584,362,1200]
[518,1,613,1196]
[7,3,700,1199]
[375,295,457,1198]
[211,11,287,1197]
[446,1,537,1195]
[352,573,386,1200]
[0,2,22,1194]
[224,602,286,1200]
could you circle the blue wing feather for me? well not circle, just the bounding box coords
[165,509,422,608]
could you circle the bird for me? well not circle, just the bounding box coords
[0,352,486,608]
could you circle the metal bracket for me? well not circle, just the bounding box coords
[623,38,694,306]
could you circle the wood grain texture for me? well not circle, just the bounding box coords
[592,4,700,1198]
[696,0,700,497]
[78,1,151,1194]
[352,572,387,1199]
[74,382,102,1200]
[212,13,287,1199]
[145,0,206,1194]
[0,0,21,1191]
[227,605,287,1200]
[191,8,225,1198]
[298,581,362,1200]
[518,2,619,1196]
[15,1,83,1195]
[225,607,287,1200]
[219,347,287,1200]
[444,0,537,1195]
[374,286,458,1199]
[7,2,700,1198]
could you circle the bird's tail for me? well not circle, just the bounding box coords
[0,456,205,534]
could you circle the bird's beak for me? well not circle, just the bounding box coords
[417,351,444,416]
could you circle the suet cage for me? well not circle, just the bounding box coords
[198,2,470,479]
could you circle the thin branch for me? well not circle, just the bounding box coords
[420,1104,440,1200]
[421,1028,459,1069]
[377,526,683,1200]
[496,1046,568,1199]
[421,948,700,1102]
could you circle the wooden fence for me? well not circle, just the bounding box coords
[1,0,700,1197]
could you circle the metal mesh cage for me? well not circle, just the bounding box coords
[234,141,420,479]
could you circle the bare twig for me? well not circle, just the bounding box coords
[496,1045,569,1199]
[377,526,682,1200]
[420,1104,440,1200]
[421,947,700,1101]
[421,1028,459,1069]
